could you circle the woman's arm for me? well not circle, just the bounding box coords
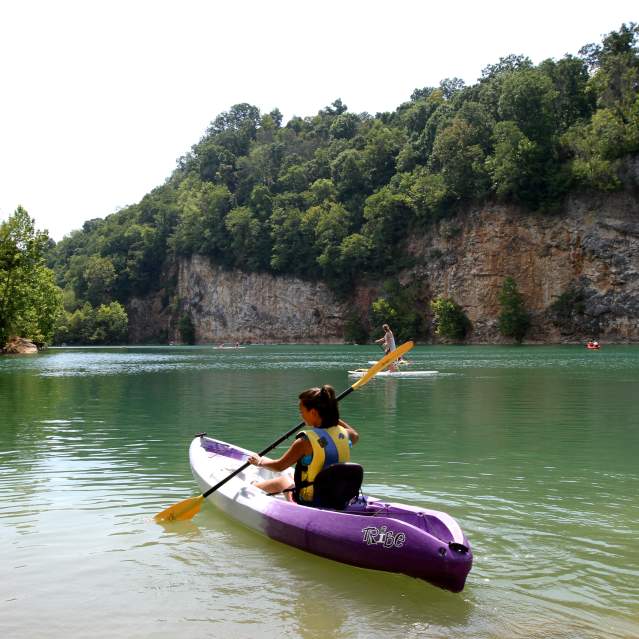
[338,419,359,445]
[248,437,311,472]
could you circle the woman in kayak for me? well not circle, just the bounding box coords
[247,385,359,505]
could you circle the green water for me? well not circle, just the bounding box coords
[1,345,638,638]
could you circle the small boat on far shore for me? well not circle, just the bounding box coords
[586,341,601,350]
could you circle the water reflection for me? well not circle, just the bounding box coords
[160,507,473,639]
[383,377,398,412]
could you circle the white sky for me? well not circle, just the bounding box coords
[1,0,636,241]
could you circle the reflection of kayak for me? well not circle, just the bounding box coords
[349,369,438,378]
[190,435,472,592]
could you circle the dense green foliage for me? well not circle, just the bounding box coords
[498,277,531,343]
[43,24,638,338]
[1,208,63,347]
[430,297,471,341]
[54,301,128,345]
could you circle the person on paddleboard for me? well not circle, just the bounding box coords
[375,323,399,371]
[247,385,359,506]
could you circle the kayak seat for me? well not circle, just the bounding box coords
[312,463,364,510]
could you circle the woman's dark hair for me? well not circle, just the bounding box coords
[299,385,339,428]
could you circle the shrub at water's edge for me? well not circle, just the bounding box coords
[430,297,472,342]
[498,277,531,343]
[178,313,196,345]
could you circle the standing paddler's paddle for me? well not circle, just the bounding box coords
[154,340,414,522]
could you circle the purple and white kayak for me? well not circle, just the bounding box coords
[190,435,473,592]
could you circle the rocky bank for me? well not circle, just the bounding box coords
[2,337,39,354]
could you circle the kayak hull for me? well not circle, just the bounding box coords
[190,436,472,592]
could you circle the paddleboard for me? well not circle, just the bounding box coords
[348,369,438,378]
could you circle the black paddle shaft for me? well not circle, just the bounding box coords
[201,386,355,498]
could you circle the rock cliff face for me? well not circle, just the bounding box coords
[128,256,348,343]
[128,191,639,344]
[406,191,639,342]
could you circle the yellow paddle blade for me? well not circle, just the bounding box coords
[351,341,414,390]
[154,494,204,523]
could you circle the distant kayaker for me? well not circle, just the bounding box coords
[247,385,359,506]
[375,323,399,371]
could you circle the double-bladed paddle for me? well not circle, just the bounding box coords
[154,340,414,522]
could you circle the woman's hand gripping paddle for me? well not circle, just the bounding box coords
[154,341,414,522]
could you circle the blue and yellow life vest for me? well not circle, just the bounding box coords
[294,425,351,504]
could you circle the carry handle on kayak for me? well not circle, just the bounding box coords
[153,341,414,522]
